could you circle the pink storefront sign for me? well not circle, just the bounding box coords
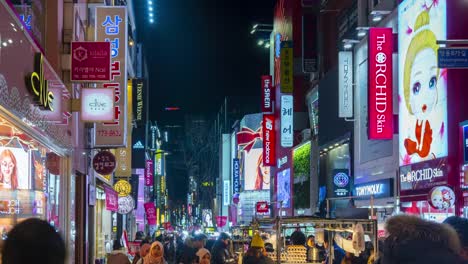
[104,186,118,212]
[144,202,156,225]
[145,159,154,186]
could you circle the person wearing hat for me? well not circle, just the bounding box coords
[243,233,274,264]
[211,233,235,264]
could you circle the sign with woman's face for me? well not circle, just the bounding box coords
[398,0,448,166]
[0,147,30,190]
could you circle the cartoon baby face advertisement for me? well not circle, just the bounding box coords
[399,0,447,166]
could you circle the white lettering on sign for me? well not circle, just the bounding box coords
[400,168,444,183]
[356,184,383,196]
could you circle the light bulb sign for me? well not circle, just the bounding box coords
[368,27,393,140]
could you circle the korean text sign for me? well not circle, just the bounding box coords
[398,0,447,165]
[280,41,294,93]
[71,41,111,82]
[263,114,276,166]
[261,75,274,112]
[281,95,293,147]
[94,7,128,147]
[368,27,393,140]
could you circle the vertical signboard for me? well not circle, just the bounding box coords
[398,0,447,165]
[132,79,146,126]
[464,124,468,164]
[223,180,230,206]
[233,158,240,194]
[281,95,294,147]
[280,41,294,93]
[338,51,353,118]
[262,75,274,113]
[114,80,133,177]
[368,27,393,140]
[333,169,352,197]
[145,159,154,186]
[263,114,276,166]
[94,6,128,147]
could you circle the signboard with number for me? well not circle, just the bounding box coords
[438,48,468,68]
[71,41,111,82]
[93,151,116,175]
[280,41,294,93]
[281,95,294,147]
[94,6,128,147]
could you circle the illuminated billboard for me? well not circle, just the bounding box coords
[293,141,311,209]
[242,148,270,191]
[398,0,447,165]
[277,168,291,208]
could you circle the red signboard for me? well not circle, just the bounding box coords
[104,186,118,212]
[144,202,157,225]
[93,151,116,175]
[145,159,154,186]
[216,216,227,227]
[256,201,269,213]
[261,75,274,112]
[263,114,276,166]
[368,28,393,139]
[71,41,111,82]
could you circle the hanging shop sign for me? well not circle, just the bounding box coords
[104,186,118,212]
[233,158,240,194]
[398,0,447,165]
[354,179,393,199]
[223,180,230,206]
[92,151,116,175]
[216,216,227,228]
[428,185,455,210]
[81,88,115,122]
[333,169,351,197]
[94,6,128,147]
[144,202,157,225]
[280,41,294,93]
[71,41,111,82]
[114,179,132,197]
[261,75,274,112]
[280,95,294,147]
[132,79,147,126]
[338,51,353,118]
[399,157,448,193]
[118,195,134,214]
[256,201,269,213]
[263,114,276,166]
[368,27,393,140]
[155,152,164,176]
[145,159,154,186]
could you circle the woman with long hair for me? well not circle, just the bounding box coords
[0,149,18,190]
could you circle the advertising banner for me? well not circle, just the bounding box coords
[132,79,147,126]
[398,0,447,165]
[399,157,448,193]
[132,127,146,168]
[263,114,276,166]
[368,27,393,140]
[71,41,111,82]
[281,95,294,147]
[256,201,269,213]
[104,186,118,212]
[293,142,311,209]
[233,158,240,194]
[223,180,230,206]
[93,151,116,175]
[81,88,115,122]
[354,179,394,199]
[243,148,270,191]
[338,51,353,118]
[280,41,294,93]
[277,168,291,208]
[144,202,156,225]
[261,75,274,112]
[333,169,352,197]
[145,159,154,186]
[94,6,128,147]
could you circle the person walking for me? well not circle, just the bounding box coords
[196,248,211,264]
[108,240,131,264]
[211,233,236,264]
[1,218,66,264]
[143,241,168,264]
[243,233,274,264]
[135,243,151,264]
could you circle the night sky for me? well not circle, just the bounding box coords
[135,0,275,201]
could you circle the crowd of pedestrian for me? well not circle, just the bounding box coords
[0,215,468,264]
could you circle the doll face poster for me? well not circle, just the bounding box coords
[398,0,447,166]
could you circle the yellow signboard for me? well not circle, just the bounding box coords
[114,80,133,177]
[280,41,294,93]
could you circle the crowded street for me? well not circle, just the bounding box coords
[0,0,468,263]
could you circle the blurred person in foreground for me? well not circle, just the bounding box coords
[1,218,66,264]
[381,214,462,264]
[444,216,468,261]
[108,240,131,264]
[144,241,168,264]
[177,236,197,264]
[196,248,211,264]
[243,233,274,264]
[211,232,236,264]
[135,243,152,264]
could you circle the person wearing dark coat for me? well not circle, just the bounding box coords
[243,233,274,264]
[444,216,468,262]
[211,233,235,264]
